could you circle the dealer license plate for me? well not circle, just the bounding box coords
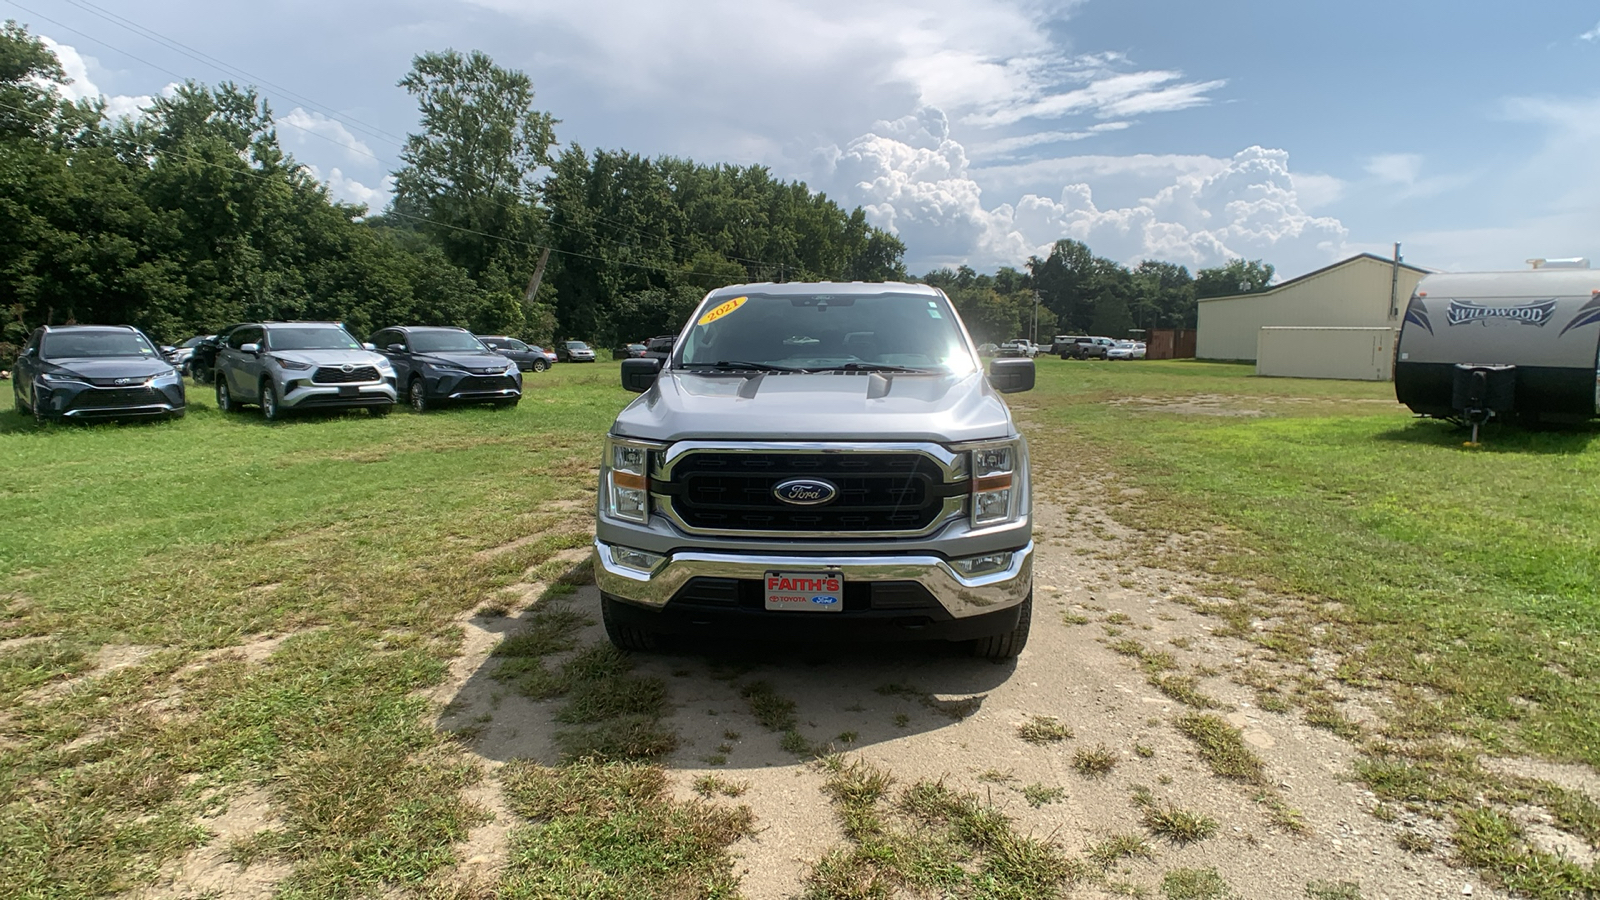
[338,385,358,396]
[764,570,844,613]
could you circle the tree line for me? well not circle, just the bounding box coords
[1,20,1274,357]
[919,245,1274,347]
[0,22,905,355]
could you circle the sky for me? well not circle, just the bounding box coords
[15,0,1600,279]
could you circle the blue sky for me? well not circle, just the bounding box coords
[17,0,1600,278]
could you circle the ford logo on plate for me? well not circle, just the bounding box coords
[773,478,838,506]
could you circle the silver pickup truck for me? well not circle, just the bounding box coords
[592,282,1037,658]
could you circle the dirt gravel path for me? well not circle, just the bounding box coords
[437,499,1521,900]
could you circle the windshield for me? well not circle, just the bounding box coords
[565,341,589,350]
[267,326,362,351]
[411,331,487,353]
[676,291,976,375]
[181,336,208,348]
[42,330,158,360]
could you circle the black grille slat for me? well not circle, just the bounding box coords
[312,366,380,384]
[73,388,162,409]
[667,452,954,532]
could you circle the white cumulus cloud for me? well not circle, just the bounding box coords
[37,36,170,121]
[280,108,377,162]
[816,113,1350,276]
[304,164,394,211]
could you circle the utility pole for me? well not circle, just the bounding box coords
[1031,291,1040,345]
[1388,242,1402,320]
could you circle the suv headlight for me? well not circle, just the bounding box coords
[969,441,1021,527]
[603,436,660,524]
[271,356,312,370]
[40,372,86,384]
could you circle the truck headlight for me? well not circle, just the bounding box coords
[970,442,1018,526]
[604,437,658,524]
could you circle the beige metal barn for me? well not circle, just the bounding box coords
[1196,253,1430,378]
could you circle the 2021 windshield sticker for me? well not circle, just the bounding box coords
[698,296,747,326]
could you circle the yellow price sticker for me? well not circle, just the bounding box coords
[697,296,747,326]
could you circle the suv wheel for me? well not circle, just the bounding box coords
[531,358,548,372]
[408,378,428,413]
[601,596,660,652]
[972,593,1031,660]
[216,379,235,412]
[260,380,283,420]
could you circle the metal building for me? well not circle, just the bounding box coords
[1196,253,1430,377]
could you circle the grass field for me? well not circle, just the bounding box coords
[2,358,1597,898]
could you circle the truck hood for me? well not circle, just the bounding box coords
[611,369,1017,443]
[270,349,388,368]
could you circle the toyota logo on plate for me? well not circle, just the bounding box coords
[772,478,838,506]
[340,364,354,372]
[113,377,133,385]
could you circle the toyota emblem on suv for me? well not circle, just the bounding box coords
[773,479,838,506]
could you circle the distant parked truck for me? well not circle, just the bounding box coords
[1395,266,1600,425]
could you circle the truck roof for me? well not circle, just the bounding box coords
[704,281,941,301]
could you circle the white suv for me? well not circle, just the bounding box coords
[214,322,397,419]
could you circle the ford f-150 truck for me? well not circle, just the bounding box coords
[593,282,1036,658]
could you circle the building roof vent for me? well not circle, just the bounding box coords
[1526,257,1590,269]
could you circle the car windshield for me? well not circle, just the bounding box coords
[41,330,158,360]
[1114,341,1135,348]
[412,331,487,353]
[565,341,589,350]
[676,291,976,375]
[181,336,208,348]
[267,326,362,351]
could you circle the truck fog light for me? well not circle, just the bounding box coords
[953,551,1013,577]
[611,545,664,573]
[973,487,1012,525]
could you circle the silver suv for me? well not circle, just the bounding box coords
[593,282,1036,658]
[214,322,397,419]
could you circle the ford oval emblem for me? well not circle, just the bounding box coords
[773,478,838,506]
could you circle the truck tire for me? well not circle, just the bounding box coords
[972,593,1031,659]
[602,595,660,652]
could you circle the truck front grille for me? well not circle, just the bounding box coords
[661,451,960,533]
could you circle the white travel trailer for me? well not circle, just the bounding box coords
[1395,267,1600,424]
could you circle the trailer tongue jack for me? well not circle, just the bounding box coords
[1451,364,1516,446]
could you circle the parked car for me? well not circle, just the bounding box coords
[976,342,999,357]
[370,326,522,412]
[613,342,648,360]
[478,335,551,372]
[13,325,186,422]
[186,329,238,384]
[996,339,1038,359]
[214,321,396,420]
[162,335,212,374]
[1106,340,1142,360]
[643,335,675,361]
[1058,336,1112,359]
[594,282,1036,658]
[557,340,597,362]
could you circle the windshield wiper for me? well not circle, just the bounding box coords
[811,362,933,373]
[687,360,806,373]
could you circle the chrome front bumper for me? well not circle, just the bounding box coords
[594,539,1033,618]
[282,381,396,408]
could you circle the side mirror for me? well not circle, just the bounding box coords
[240,342,260,354]
[386,343,404,353]
[988,358,1035,394]
[621,357,661,393]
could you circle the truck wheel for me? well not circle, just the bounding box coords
[972,593,1031,659]
[602,596,660,652]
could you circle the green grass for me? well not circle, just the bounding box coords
[1161,867,1236,900]
[0,364,630,898]
[498,759,754,899]
[1071,744,1119,777]
[1016,715,1074,745]
[1025,360,1600,765]
[804,756,1085,899]
[1173,714,1266,784]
